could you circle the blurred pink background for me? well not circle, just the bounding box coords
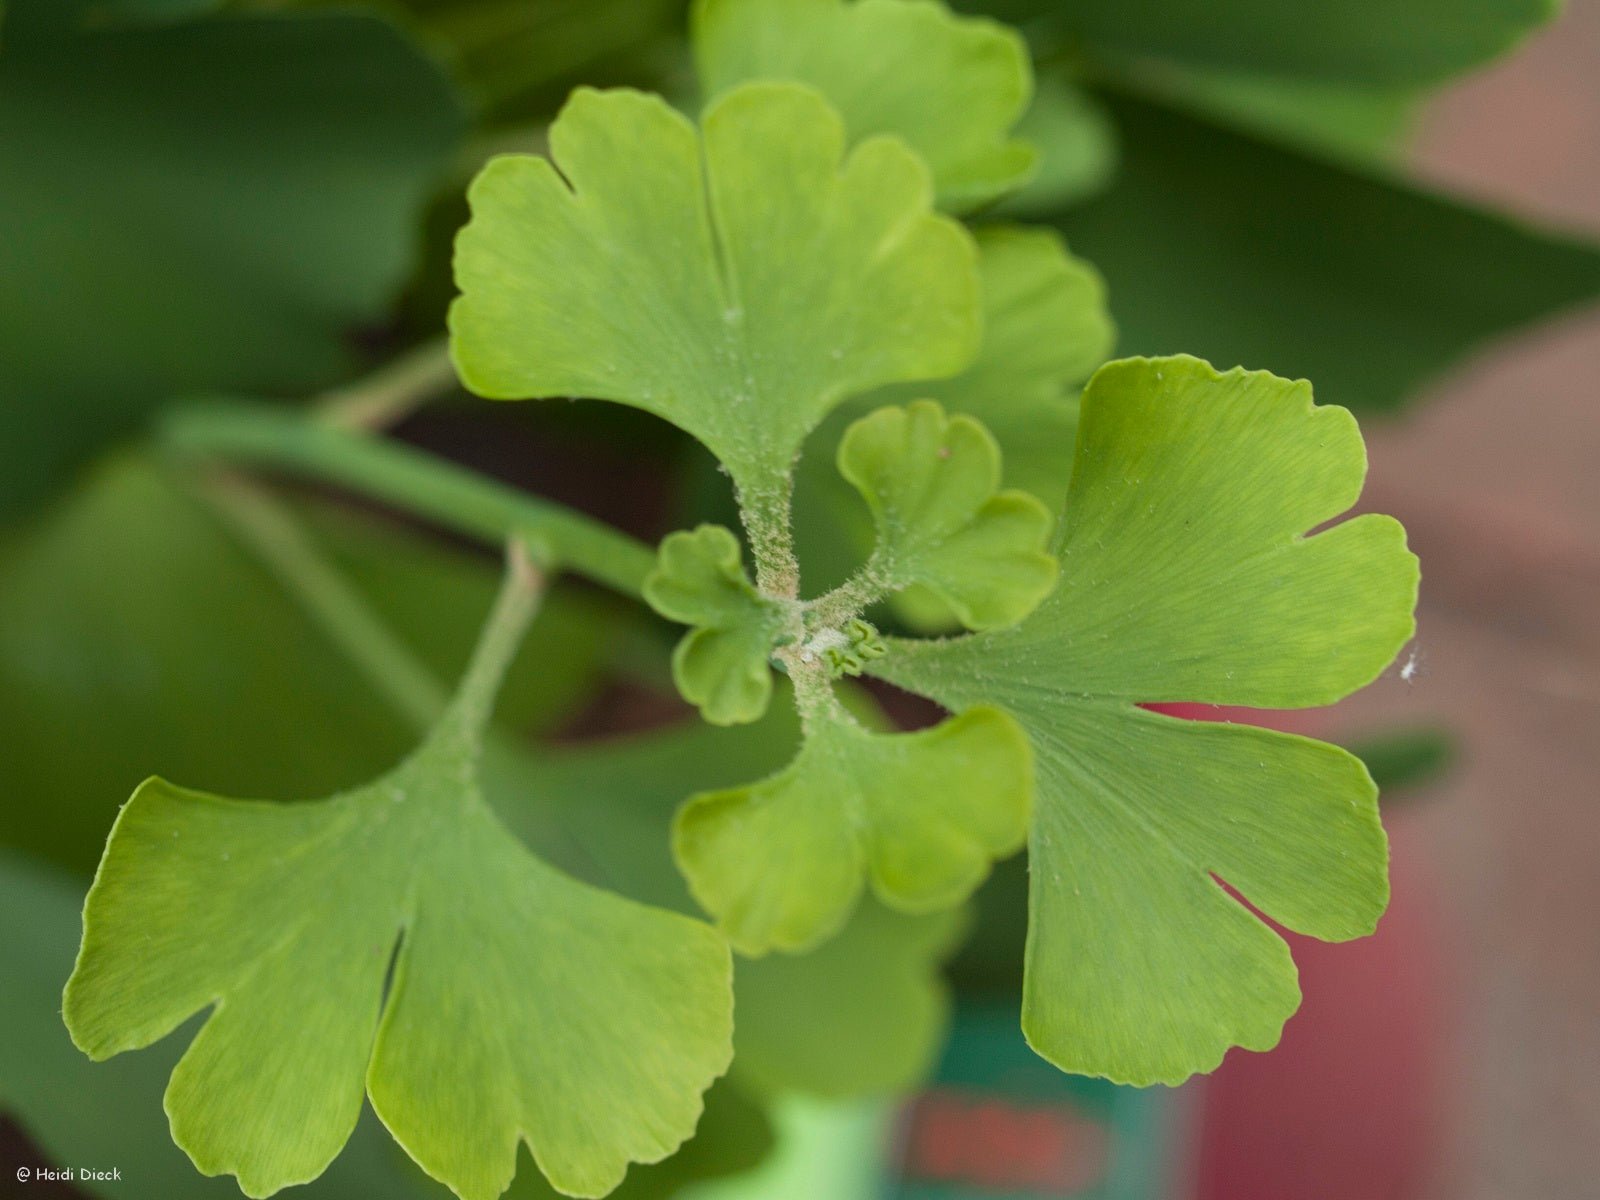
[1334,2,1600,1195]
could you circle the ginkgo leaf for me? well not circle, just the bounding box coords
[872,355,1418,1085]
[644,525,787,725]
[450,82,980,511]
[673,702,1031,955]
[790,226,1112,603]
[837,400,1057,630]
[64,555,733,1200]
[692,0,1035,211]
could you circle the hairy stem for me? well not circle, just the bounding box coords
[161,401,656,600]
[805,554,894,630]
[199,471,448,733]
[734,467,801,601]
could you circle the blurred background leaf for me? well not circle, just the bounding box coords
[0,455,611,873]
[1043,90,1600,413]
[0,1,463,521]
[962,0,1556,84]
[1352,727,1458,796]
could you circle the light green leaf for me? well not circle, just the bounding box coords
[1050,92,1600,413]
[64,561,733,1200]
[645,525,787,725]
[674,703,1031,955]
[0,6,462,520]
[495,696,969,1100]
[838,400,1057,629]
[0,850,439,1200]
[873,355,1418,1084]
[693,0,1035,211]
[450,82,980,502]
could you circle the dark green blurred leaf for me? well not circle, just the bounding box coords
[81,0,223,21]
[0,4,462,519]
[963,0,1557,85]
[0,850,438,1199]
[0,455,609,873]
[1052,92,1600,412]
[1102,62,1421,161]
[1351,727,1456,795]
[351,0,686,123]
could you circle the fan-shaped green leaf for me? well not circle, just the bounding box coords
[872,355,1417,1084]
[64,561,733,1200]
[693,0,1035,211]
[450,82,980,508]
[837,400,1056,629]
[673,703,1030,955]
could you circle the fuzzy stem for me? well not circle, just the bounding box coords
[805,553,895,630]
[734,465,801,601]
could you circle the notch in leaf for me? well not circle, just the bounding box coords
[644,525,789,725]
[873,355,1419,1086]
[836,399,1058,630]
[63,547,734,1200]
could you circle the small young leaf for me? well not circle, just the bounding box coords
[65,561,733,1200]
[450,82,979,502]
[645,525,787,725]
[790,225,1112,606]
[673,703,1030,955]
[873,355,1418,1085]
[693,0,1036,211]
[838,400,1057,630]
[855,225,1114,513]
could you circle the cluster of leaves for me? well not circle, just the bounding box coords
[0,1,1592,1199]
